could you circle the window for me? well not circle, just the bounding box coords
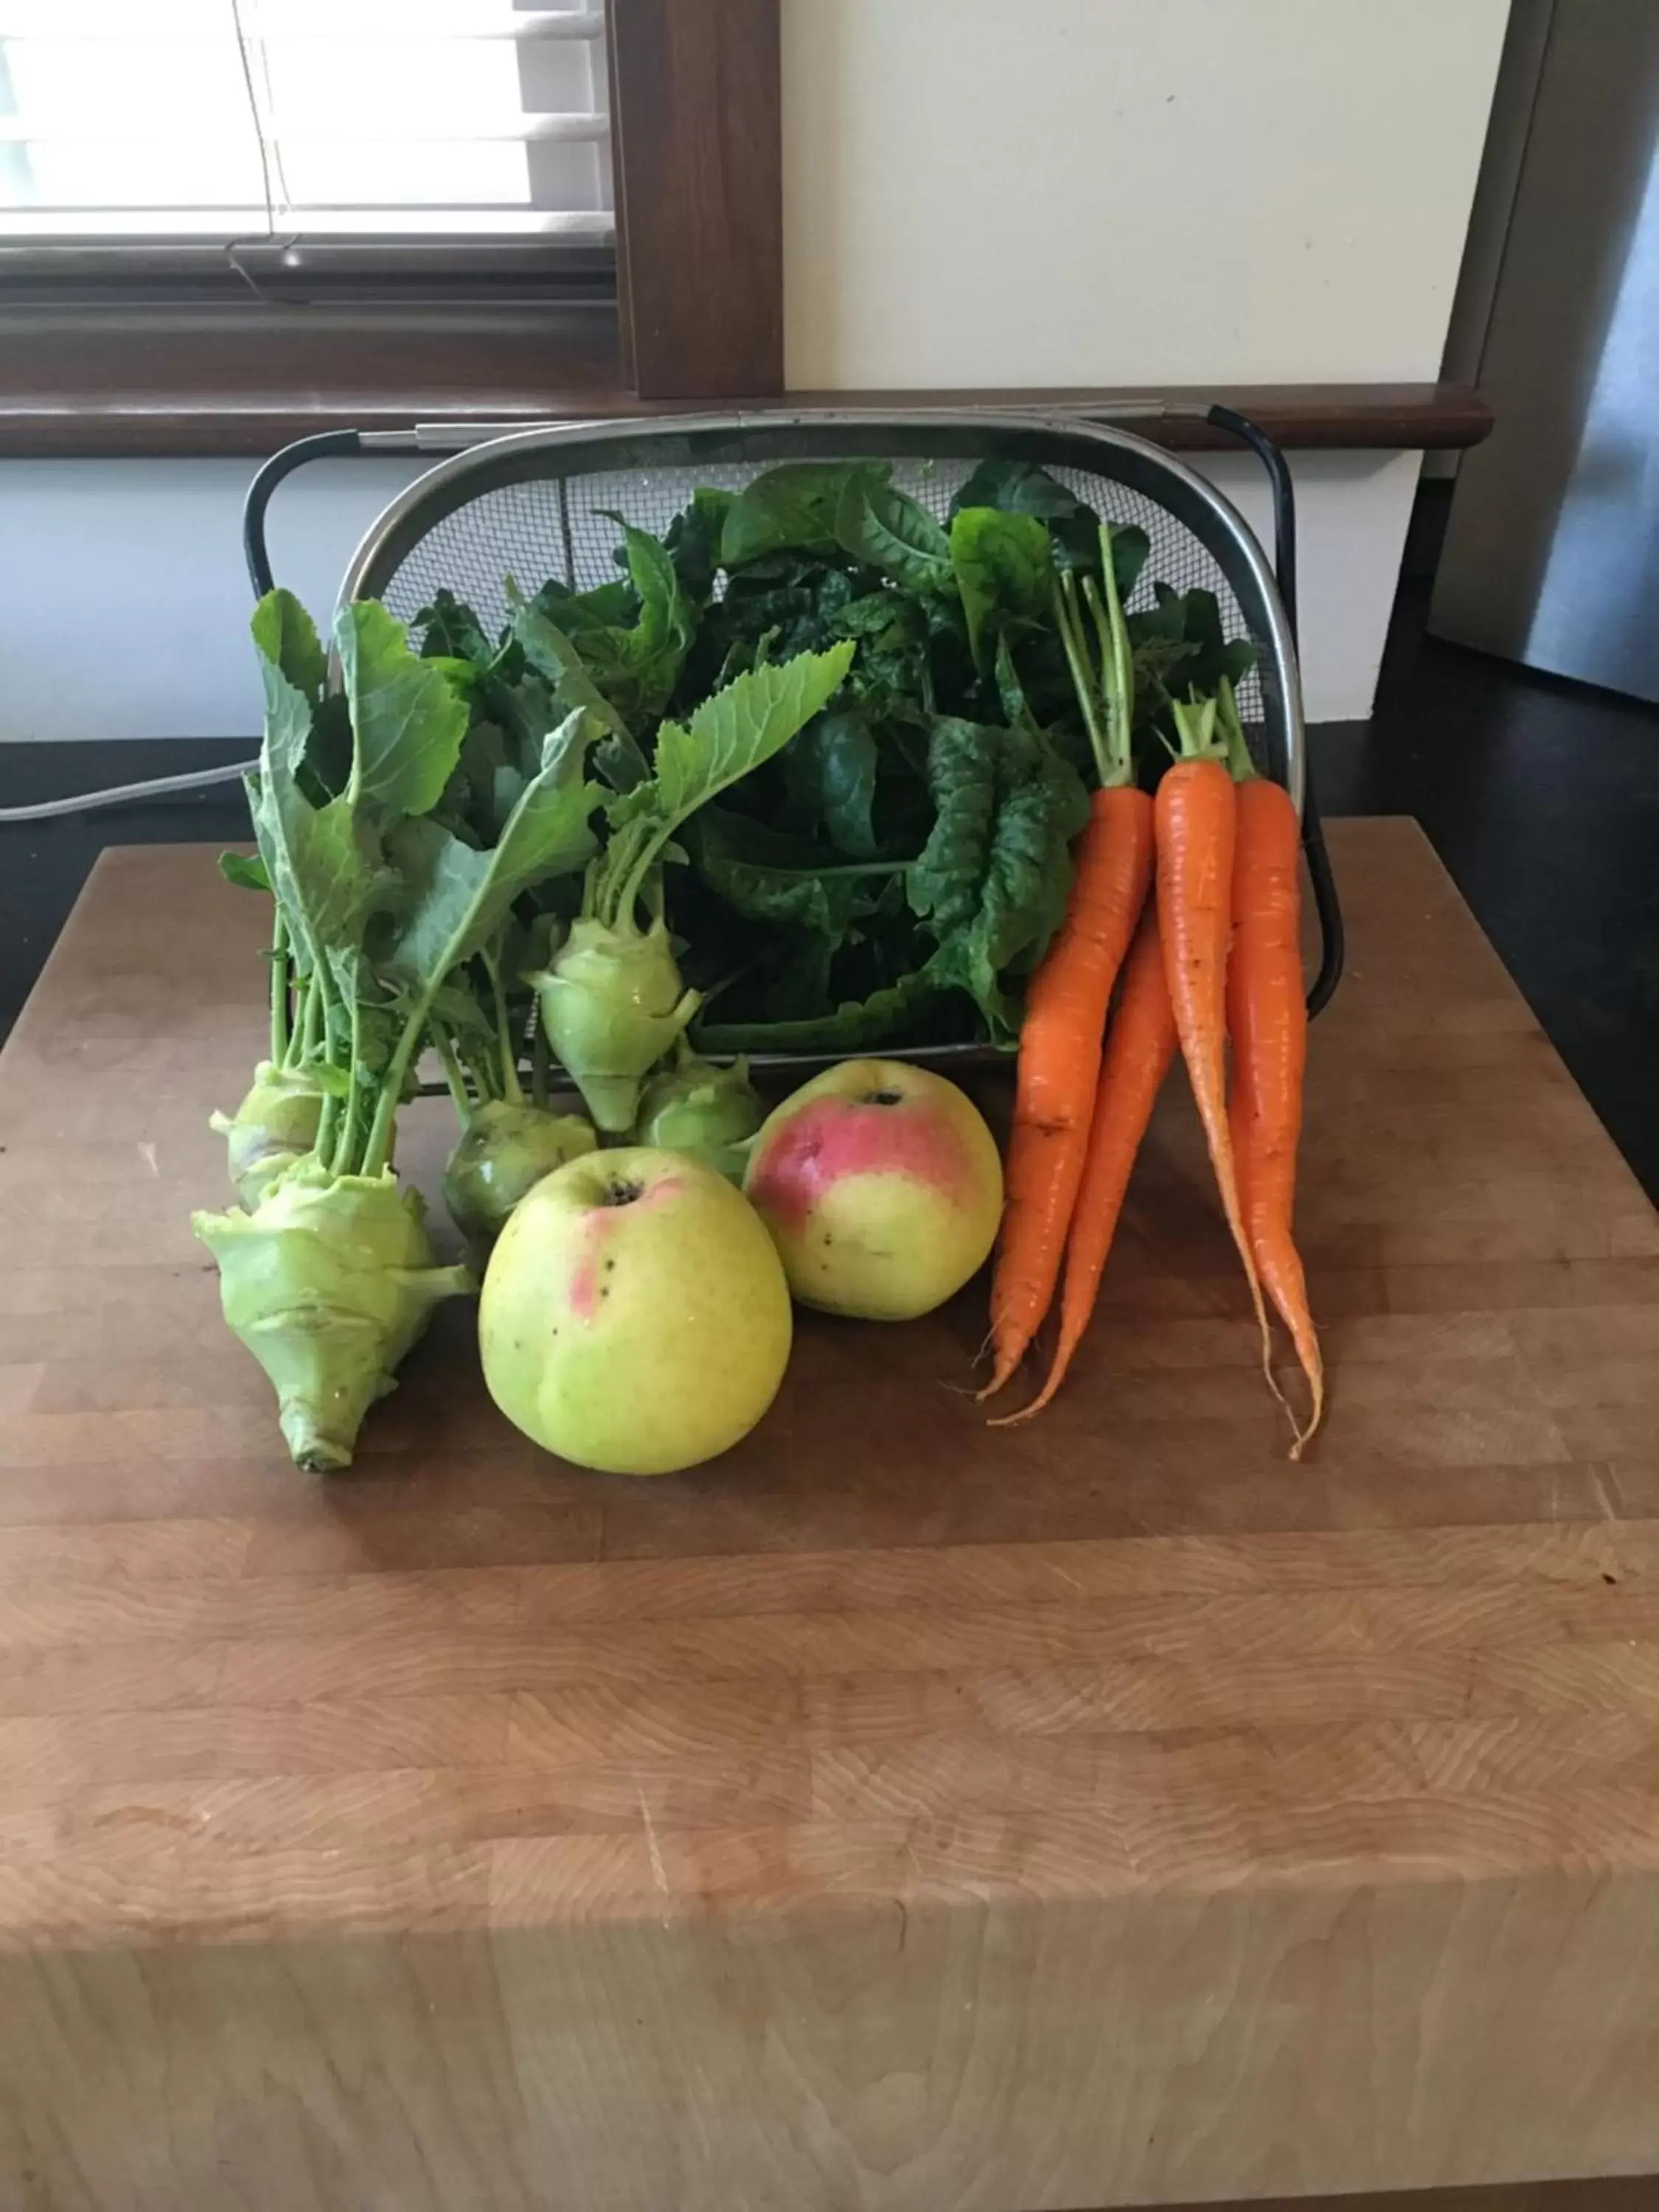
[0,1,613,289]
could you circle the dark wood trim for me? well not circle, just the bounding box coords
[1074,2183,1654,2212]
[607,0,784,400]
[0,325,1492,462]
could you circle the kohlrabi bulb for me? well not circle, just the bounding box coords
[535,915,700,1135]
[442,1099,597,1248]
[635,1049,761,1183]
[192,1162,471,1472]
[209,1060,327,1208]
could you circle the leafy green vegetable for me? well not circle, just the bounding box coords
[782,707,880,858]
[834,473,952,595]
[695,974,949,1057]
[218,852,271,894]
[949,507,1051,672]
[719,462,884,568]
[337,602,470,818]
[194,1165,468,1473]
[540,644,857,1130]
[908,717,1090,1040]
[664,486,733,601]
[442,1100,596,1248]
[635,1042,762,1183]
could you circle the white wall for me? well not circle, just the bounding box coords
[782,0,1510,391]
[780,0,1509,718]
[0,456,426,745]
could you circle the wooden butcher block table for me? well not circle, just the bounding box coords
[1,817,1658,2212]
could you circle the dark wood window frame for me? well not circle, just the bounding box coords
[0,0,1490,462]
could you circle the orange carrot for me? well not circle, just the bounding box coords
[1155,696,1284,1416]
[1225,703,1324,1453]
[979,527,1151,1399]
[992,905,1176,1425]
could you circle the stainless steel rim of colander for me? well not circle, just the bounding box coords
[335,406,1305,819]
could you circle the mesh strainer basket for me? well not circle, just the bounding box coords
[244,408,1342,1055]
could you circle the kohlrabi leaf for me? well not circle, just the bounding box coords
[218,850,271,893]
[949,509,1052,672]
[335,601,469,818]
[639,641,857,836]
[251,588,328,703]
[250,648,388,969]
[509,593,650,790]
[834,473,952,595]
[386,710,599,990]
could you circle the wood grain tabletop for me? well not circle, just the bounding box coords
[1,817,1657,2212]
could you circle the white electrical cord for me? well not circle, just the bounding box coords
[0,757,257,825]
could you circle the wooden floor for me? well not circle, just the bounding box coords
[0,819,1657,2211]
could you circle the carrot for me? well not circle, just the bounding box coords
[992,905,1176,1425]
[1155,695,1285,1419]
[1221,684,1324,1453]
[979,528,1152,1399]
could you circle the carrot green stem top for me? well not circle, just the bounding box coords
[1168,693,1227,765]
[1215,674,1258,782]
[1051,524,1137,791]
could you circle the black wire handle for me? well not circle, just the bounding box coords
[1206,404,1344,1016]
[242,428,364,599]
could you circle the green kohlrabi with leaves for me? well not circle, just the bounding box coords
[634,1040,762,1183]
[196,589,599,1471]
[535,641,856,1131]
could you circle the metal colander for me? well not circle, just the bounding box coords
[337,411,1298,805]
[243,408,1342,1018]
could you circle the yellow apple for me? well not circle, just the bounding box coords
[479,1147,792,1475]
[744,1059,1004,1321]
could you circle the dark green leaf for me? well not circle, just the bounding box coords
[695,806,894,939]
[948,461,1102,571]
[414,589,495,665]
[948,508,1051,671]
[695,974,946,1056]
[664,486,734,601]
[718,462,886,569]
[906,717,1088,1041]
[783,707,880,858]
[905,717,1001,936]
[834,474,952,595]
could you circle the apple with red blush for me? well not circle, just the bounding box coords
[744,1060,1004,1321]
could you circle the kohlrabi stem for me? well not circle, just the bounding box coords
[269,909,290,1065]
[286,972,321,1071]
[431,1018,475,1121]
[484,949,523,1106]
[362,1000,426,1178]
[531,1019,550,1111]
[330,991,364,1178]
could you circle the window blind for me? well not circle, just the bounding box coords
[0,1,613,254]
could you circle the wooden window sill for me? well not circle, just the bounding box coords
[0,312,1491,459]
